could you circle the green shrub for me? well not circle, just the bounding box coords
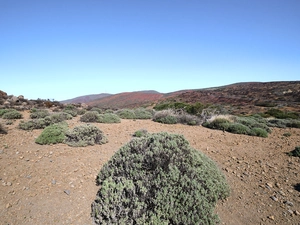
[227,123,251,135]
[283,132,291,137]
[30,109,50,119]
[203,118,231,131]
[2,110,22,119]
[264,108,299,119]
[63,109,77,117]
[177,113,201,125]
[286,120,300,128]
[77,109,86,115]
[0,123,7,134]
[65,124,108,147]
[153,110,178,124]
[134,108,153,119]
[98,113,121,123]
[35,123,67,145]
[80,111,100,123]
[0,109,15,117]
[49,112,72,123]
[287,146,300,158]
[18,119,49,130]
[250,127,268,138]
[116,109,136,119]
[267,119,288,128]
[91,132,230,224]
[132,129,148,137]
[91,107,103,114]
[235,116,271,133]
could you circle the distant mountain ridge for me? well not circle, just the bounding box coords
[60,93,112,104]
[60,81,300,114]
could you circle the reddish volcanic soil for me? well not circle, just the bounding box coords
[1,111,300,225]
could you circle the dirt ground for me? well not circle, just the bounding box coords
[0,111,299,225]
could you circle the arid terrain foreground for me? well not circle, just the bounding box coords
[1,111,300,225]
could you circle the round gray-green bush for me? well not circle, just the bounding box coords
[91,132,230,224]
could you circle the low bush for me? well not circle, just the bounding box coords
[0,109,15,117]
[77,109,86,115]
[153,109,178,124]
[203,118,231,131]
[177,113,201,125]
[65,124,108,147]
[0,123,7,134]
[19,119,49,130]
[97,113,121,123]
[134,108,153,119]
[286,120,300,128]
[287,146,300,158]
[267,119,288,128]
[30,109,50,119]
[91,107,103,114]
[35,123,68,145]
[116,109,136,119]
[264,108,299,119]
[227,123,251,135]
[80,111,100,123]
[91,132,230,224]
[63,109,77,117]
[250,127,268,138]
[2,110,22,119]
[49,112,72,123]
[132,129,148,137]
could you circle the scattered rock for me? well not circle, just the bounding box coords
[268,215,275,220]
[270,196,278,202]
[6,203,12,209]
[64,190,70,195]
[284,201,294,206]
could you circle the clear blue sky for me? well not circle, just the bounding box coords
[1,0,299,101]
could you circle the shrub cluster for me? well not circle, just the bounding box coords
[116,108,153,120]
[203,115,270,137]
[91,132,230,224]
[262,108,299,119]
[153,109,201,125]
[0,109,22,119]
[98,113,121,123]
[267,119,300,129]
[132,129,148,137]
[19,112,73,130]
[80,111,121,123]
[35,123,68,145]
[154,101,208,116]
[65,124,108,147]
[30,108,50,119]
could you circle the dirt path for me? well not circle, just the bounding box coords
[0,113,299,224]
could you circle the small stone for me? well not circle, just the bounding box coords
[266,183,273,188]
[268,215,275,220]
[6,182,12,186]
[270,196,278,202]
[284,201,294,206]
[6,203,12,209]
[287,209,294,215]
[294,210,300,216]
[51,180,56,185]
[275,183,280,188]
[64,190,70,195]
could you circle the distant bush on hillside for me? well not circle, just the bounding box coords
[91,132,230,224]
[65,124,108,147]
[153,109,178,124]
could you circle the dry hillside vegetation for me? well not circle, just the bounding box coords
[0,111,300,225]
